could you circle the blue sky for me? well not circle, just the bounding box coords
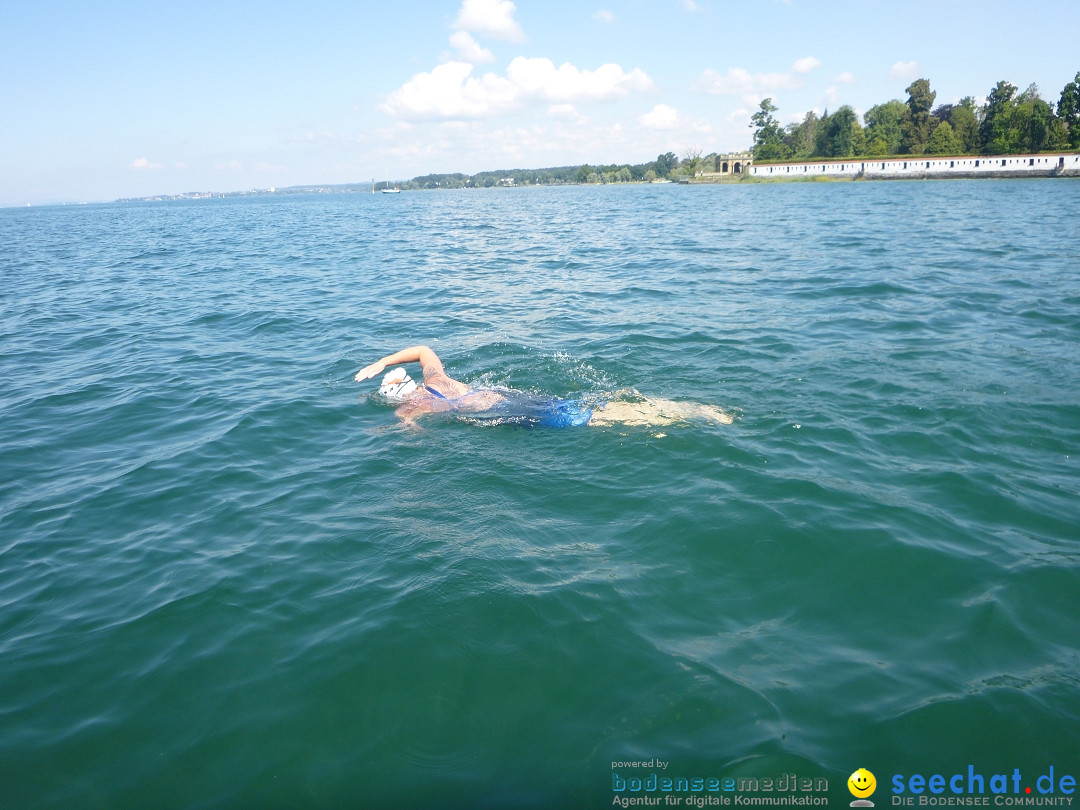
[2,0,1077,205]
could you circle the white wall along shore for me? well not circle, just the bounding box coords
[747,153,1080,180]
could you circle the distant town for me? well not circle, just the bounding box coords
[114,183,374,203]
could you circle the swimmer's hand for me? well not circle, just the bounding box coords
[354,360,387,382]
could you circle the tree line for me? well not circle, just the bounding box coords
[403,152,694,189]
[750,72,1080,161]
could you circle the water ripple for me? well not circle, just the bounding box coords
[1,183,1079,808]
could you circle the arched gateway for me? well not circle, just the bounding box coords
[716,151,753,175]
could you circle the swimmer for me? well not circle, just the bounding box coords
[354,345,508,422]
[354,345,733,428]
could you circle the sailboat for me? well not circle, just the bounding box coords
[380,172,401,194]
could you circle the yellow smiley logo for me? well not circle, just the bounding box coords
[848,768,877,798]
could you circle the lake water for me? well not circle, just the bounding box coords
[1,181,1078,809]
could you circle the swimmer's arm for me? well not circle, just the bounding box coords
[354,345,445,382]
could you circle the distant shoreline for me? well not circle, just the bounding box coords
[27,150,1072,207]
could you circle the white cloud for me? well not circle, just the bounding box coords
[727,106,751,124]
[438,120,471,133]
[835,71,856,84]
[130,157,163,170]
[891,60,919,79]
[594,9,615,23]
[381,61,518,120]
[547,103,582,120]
[366,107,745,182]
[641,103,679,130]
[696,67,755,95]
[449,31,496,63]
[382,57,653,120]
[452,0,525,42]
[792,56,821,75]
[507,57,653,102]
[683,0,705,11]
[695,57,820,96]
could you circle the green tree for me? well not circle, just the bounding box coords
[850,118,867,156]
[864,100,906,155]
[864,136,889,156]
[931,103,954,124]
[818,106,861,156]
[750,98,789,160]
[950,97,981,153]
[654,152,679,178]
[813,109,831,156]
[1047,117,1070,150]
[1013,85,1061,152]
[682,146,704,178]
[980,81,1020,154]
[927,121,959,154]
[1059,72,1080,149]
[901,78,937,154]
[785,111,821,159]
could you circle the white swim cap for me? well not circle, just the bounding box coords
[379,368,417,402]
